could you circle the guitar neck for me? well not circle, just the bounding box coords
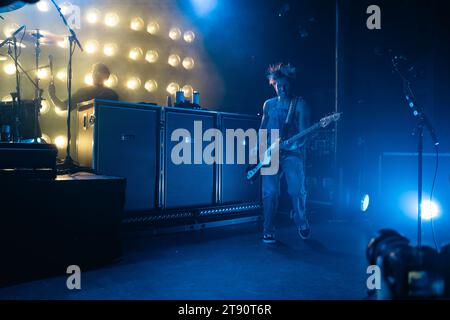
[283,123,320,146]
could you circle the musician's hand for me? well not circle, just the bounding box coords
[48,82,56,97]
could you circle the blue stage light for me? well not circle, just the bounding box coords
[361,194,370,212]
[421,200,440,220]
[191,0,218,16]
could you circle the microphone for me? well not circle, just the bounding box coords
[11,25,25,37]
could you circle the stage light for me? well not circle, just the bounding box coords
[144,79,158,92]
[3,62,16,75]
[361,194,370,212]
[0,55,7,61]
[84,73,93,86]
[54,106,67,116]
[103,43,118,57]
[421,200,440,220]
[166,82,180,95]
[57,37,69,49]
[145,50,159,63]
[182,85,193,98]
[60,2,72,15]
[36,1,50,12]
[183,31,195,43]
[4,24,20,38]
[104,74,118,88]
[126,77,141,90]
[105,12,119,27]
[147,21,160,35]
[56,69,67,81]
[40,133,51,143]
[2,95,12,102]
[169,28,182,41]
[191,0,218,16]
[130,17,145,31]
[182,57,195,70]
[86,8,101,24]
[54,135,67,149]
[40,100,50,114]
[168,54,181,67]
[129,47,143,61]
[37,68,49,79]
[85,40,99,54]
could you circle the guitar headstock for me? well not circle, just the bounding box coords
[319,112,342,128]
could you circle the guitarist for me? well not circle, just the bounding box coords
[259,63,311,243]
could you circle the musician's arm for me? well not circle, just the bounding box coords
[48,84,67,110]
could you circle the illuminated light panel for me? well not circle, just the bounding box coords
[129,47,143,61]
[54,135,67,149]
[54,106,68,116]
[85,40,99,54]
[145,50,159,63]
[86,8,101,24]
[182,85,194,98]
[3,63,16,75]
[2,95,12,102]
[130,17,145,31]
[57,37,69,49]
[168,54,181,67]
[104,74,118,88]
[37,68,49,79]
[36,1,50,12]
[169,28,182,41]
[40,100,50,114]
[183,31,195,43]
[56,69,67,81]
[144,79,158,92]
[40,133,51,143]
[126,77,141,90]
[146,22,160,35]
[104,12,120,27]
[166,82,180,95]
[84,73,93,86]
[182,57,195,70]
[103,43,118,57]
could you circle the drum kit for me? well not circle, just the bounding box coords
[1,0,82,168]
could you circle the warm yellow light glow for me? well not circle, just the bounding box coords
[129,47,143,60]
[55,106,67,116]
[54,135,67,149]
[145,50,159,63]
[37,68,49,79]
[182,57,195,70]
[40,133,51,143]
[3,63,16,75]
[182,85,194,98]
[60,2,72,15]
[126,77,141,90]
[85,40,99,54]
[0,55,7,61]
[4,24,19,38]
[36,1,50,12]
[166,82,180,95]
[146,21,160,35]
[130,17,145,31]
[57,37,69,49]
[40,100,50,114]
[169,27,182,41]
[104,74,118,88]
[84,73,93,86]
[86,8,101,24]
[144,80,158,93]
[103,43,118,57]
[183,31,195,43]
[2,95,12,102]
[168,54,181,67]
[104,12,120,27]
[56,69,67,82]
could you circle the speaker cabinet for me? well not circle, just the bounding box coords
[164,109,216,209]
[75,100,160,212]
[220,114,261,204]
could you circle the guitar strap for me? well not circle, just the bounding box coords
[282,97,298,140]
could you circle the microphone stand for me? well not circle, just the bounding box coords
[50,0,83,171]
[392,57,440,249]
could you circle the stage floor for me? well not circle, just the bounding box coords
[0,214,374,300]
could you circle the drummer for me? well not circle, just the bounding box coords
[48,62,119,110]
